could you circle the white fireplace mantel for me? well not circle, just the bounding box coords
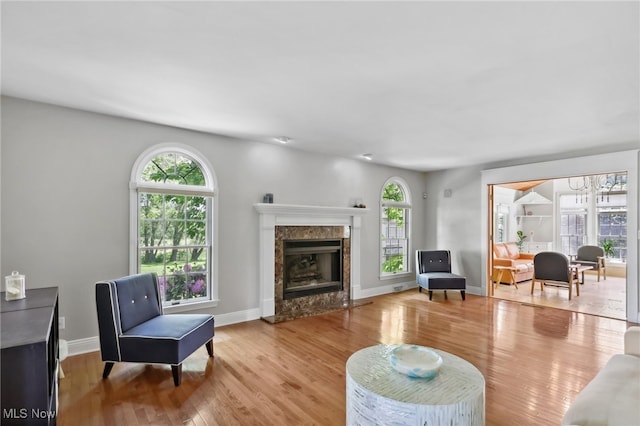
[254,203,368,318]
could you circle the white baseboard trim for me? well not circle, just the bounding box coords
[68,336,100,356]
[356,280,416,299]
[465,285,482,296]
[214,307,262,326]
[67,307,263,357]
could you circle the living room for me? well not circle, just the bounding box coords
[1,1,639,425]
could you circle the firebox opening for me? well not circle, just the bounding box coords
[284,239,343,299]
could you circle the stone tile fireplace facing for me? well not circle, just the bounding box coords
[275,226,351,322]
[254,203,367,323]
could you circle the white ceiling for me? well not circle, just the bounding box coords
[2,1,638,171]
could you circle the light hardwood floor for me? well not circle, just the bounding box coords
[59,290,635,425]
[493,272,627,320]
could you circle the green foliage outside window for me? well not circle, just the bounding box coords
[139,152,210,304]
[383,183,405,227]
[382,254,404,273]
[382,182,407,273]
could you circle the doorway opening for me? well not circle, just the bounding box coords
[489,173,628,320]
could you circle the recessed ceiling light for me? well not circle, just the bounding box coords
[275,136,291,144]
[361,153,373,161]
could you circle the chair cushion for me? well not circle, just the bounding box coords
[534,252,571,282]
[114,274,162,332]
[577,245,604,262]
[514,263,533,272]
[417,250,452,273]
[572,260,599,269]
[505,243,520,259]
[494,244,509,259]
[119,314,214,364]
[417,272,466,290]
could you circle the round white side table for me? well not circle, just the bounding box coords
[346,344,485,426]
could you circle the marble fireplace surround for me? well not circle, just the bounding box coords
[255,203,367,320]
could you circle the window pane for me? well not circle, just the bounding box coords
[383,183,404,202]
[598,211,627,260]
[381,206,408,273]
[380,180,411,276]
[138,190,210,306]
[559,194,587,256]
[141,152,205,186]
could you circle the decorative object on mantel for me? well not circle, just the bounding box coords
[4,271,26,301]
[263,193,274,203]
[352,198,366,208]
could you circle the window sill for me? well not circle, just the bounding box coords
[379,272,413,281]
[163,299,219,314]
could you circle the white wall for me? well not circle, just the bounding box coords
[423,165,485,292]
[0,96,426,343]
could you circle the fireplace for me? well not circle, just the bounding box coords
[284,239,343,299]
[254,203,367,322]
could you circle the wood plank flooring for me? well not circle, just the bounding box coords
[493,273,627,320]
[58,290,635,425]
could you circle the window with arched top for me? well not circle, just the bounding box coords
[130,144,218,311]
[380,178,412,277]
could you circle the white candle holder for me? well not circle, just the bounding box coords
[5,271,26,301]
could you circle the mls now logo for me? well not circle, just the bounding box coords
[3,408,28,419]
[3,408,56,420]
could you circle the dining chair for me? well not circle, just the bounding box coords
[572,245,606,282]
[531,251,579,300]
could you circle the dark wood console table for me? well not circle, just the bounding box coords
[1,287,59,425]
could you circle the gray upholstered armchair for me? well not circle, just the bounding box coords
[531,251,579,300]
[95,273,215,386]
[572,245,606,282]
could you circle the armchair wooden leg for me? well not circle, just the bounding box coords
[102,362,115,379]
[428,290,433,300]
[460,291,466,300]
[206,339,214,357]
[172,364,182,386]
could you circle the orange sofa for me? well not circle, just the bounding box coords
[493,242,535,283]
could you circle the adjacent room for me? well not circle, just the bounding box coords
[491,173,629,320]
[1,1,639,425]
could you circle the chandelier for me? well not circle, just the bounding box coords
[567,173,626,203]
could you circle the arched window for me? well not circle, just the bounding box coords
[130,144,217,311]
[380,178,412,277]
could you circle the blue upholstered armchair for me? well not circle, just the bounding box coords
[415,250,466,300]
[95,273,215,386]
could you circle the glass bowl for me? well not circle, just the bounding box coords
[390,344,443,379]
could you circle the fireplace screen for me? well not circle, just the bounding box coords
[284,239,343,299]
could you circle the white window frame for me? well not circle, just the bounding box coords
[379,177,412,279]
[130,143,219,313]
